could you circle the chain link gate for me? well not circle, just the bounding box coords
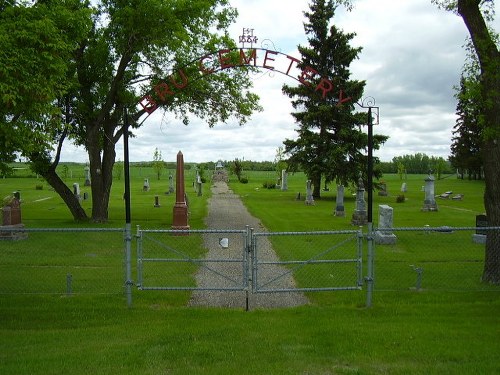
[136,228,249,291]
[251,229,364,293]
[135,227,366,302]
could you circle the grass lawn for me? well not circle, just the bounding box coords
[1,166,499,374]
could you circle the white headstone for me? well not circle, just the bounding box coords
[281,170,288,191]
[305,180,315,205]
[375,205,397,244]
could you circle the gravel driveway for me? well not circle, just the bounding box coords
[188,181,308,310]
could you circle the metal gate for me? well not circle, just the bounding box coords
[136,228,249,291]
[251,230,364,292]
[136,227,364,293]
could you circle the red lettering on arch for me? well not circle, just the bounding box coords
[285,55,300,75]
[337,89,352,105]
[199,55,215,74]
[154,82,174,101]
[170,69,188,89]
[315,78,334,99]
[239,48,257,66]
[263,50,278,70]
[299,66,318,87]
[139,95,158,114]
[218,49,234,69]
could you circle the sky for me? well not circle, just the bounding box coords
[59,0,500,164]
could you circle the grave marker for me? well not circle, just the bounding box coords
[374,205,397,244]
[334,185,345,217]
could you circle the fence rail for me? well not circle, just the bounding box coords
[1,226,499,301]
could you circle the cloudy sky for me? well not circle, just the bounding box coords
[60,0,499,164]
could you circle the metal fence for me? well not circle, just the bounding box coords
[0,228,125,296]
[373,226,500,292]
[1,226,499,303]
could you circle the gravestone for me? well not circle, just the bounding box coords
[172,151,190,231]
[1,194,27,240]
[334,185,345,217]
[168,174,174,194]
[73,183,81,201]
[421,173,438,211]
[196,174,202,197]
[472,214,488,244]
[374,205,397,244]
[401,182,407,193]
[84,165,91,186]
[351,177,367,225]
[281,170,288,191]
[143,178,150,192]
[378,182,388,196]
[305,180,315,205]
[154,195,161,208]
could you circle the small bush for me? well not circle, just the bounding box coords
[262,181,276,189]
[35,184,43,190]
[240,177,248,184]
[396,194,405,203]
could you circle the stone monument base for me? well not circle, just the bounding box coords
[374,231,397,245]
[0,224,28,241]
[472,234,486,244]
[334,209,345,217]
[351,210,367,226]
[421,202,438,211]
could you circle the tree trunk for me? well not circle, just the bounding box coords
[312,174,321,198]
[482,139,500,283]
[42,169,89,221]
[87,125,116,222]
[458,0,500,283]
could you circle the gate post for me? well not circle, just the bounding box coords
[245,225,251,311]
[125,223,133,308]
[136,225,143,289]
[365,223,374,307]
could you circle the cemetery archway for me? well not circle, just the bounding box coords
[123,46,379,308]
[137,47,352,118]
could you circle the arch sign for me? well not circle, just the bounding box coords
[138,47,351,115]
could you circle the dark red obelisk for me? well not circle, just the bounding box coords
[172,151,190,230]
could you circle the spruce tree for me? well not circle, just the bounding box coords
[449,76,483,180]
[282,0,387,198]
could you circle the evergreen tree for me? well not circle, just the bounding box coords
[449,75,483,180]
[282,0,387,198]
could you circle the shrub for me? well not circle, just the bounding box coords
[262,181,276,189]
[396,194,405,203]
[240,177,248,184]
[35,184,43,190]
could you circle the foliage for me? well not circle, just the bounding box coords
[262,181,276,189]
[391,153,452,176]
[231,158,244,181]
[0,0,91,176]
[2,0,261,222]
[274,147,287,179]
[449,76,484,180]
[152,147,164,180]
[282,0,388,199]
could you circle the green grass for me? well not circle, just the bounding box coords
[1,167,499,374]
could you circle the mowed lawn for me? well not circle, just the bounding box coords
[0,166,499,374]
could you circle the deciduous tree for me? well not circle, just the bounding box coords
[2,0,261,222]
[433,0,500,283]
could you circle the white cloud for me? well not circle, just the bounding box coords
[60,0,500,163]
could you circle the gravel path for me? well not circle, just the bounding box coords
[188,181,308,310]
